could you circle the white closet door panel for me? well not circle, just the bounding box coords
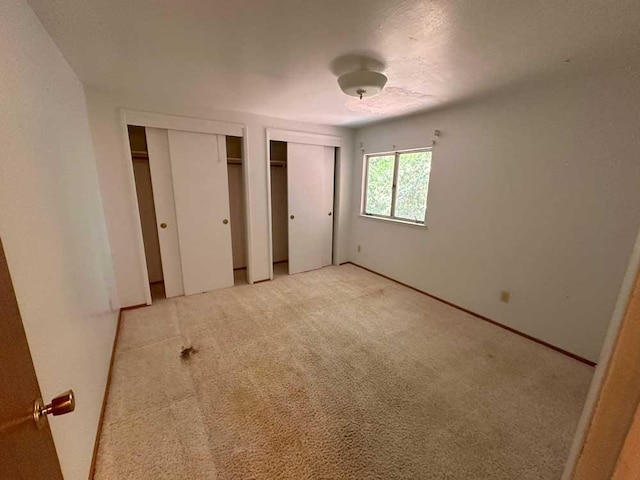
[146,127,184,298]
[287,143,335,274]
[168,131,234,295]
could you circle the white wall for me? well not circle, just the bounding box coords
[350,69,640,363]
[85,86,354,307]
[0,1,118,479]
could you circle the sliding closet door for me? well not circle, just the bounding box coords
[287,143,335,274]
[168,131,234,295]
[146,127,184,298]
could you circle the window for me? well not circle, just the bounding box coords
[362,148,432,224]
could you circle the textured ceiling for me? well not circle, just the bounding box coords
[28,0,640,126]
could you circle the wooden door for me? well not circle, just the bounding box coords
[612,401,640,479]
[146,127,185,298]
[287,143,335,274]
[572,267,640,479]
[168,131,234,295]
[0,238,63,479]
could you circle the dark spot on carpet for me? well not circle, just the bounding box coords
[180,346,197,360]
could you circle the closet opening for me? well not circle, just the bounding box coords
[331,147,339,265]
[269,138,336,279]
[128,125,166,301]
[226,136,249,286]
[270,140,289,278]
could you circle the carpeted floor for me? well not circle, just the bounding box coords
[94,264,593,479]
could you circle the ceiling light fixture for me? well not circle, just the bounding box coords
[338,69,387,100]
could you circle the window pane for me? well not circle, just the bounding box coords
[394,151,431,222]
[364,155,395,216]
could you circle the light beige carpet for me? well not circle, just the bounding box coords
[95,264,593,479]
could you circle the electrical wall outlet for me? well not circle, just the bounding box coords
[357,245,361,253]
[500,291,511,304]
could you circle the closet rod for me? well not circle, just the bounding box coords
[131,150,149,160]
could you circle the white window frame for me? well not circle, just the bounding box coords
[360,146,432,226]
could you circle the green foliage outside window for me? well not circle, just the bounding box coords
[365,155,394,216]
[395,152,431,222]
[364,150,432,223]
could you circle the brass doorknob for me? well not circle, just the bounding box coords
[160,223,167,229]
[223,219,229,225]
[33,390,75,429]
[290,215,295,220]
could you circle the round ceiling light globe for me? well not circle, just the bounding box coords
[338,70,387,98]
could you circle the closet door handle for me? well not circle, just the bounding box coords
[33,390,75,429]
[328,212,332,216]
[290,215,295,220]
[160,223,167,229]
[223,219,229,225]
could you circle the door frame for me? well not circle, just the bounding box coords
[120,109,254,305]
[265,128,343,280]
[562,227,640,478]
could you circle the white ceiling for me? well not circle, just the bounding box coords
[28,0,640,127]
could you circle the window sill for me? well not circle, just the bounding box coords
[358,214,428,229]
